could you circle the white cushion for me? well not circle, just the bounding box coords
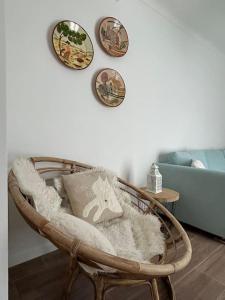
[51,211,116,272]
[191,160,206,169]
[12,158,62,219]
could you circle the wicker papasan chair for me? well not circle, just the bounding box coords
[8,157,192,300]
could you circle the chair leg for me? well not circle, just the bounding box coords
[94,276,105,300]
[62,256,80,300]
[165,276,176,300]
[145,281,154,300]
[151,278,160,300]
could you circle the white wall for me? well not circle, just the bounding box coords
[7,0,225,266]
[0,0,7,297]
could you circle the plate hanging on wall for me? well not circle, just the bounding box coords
[95,68,126,107]
[52,20,94,70]
[99,17,129,57]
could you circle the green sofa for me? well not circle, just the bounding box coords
[158,149,225,239]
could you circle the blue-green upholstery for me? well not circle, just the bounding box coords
[158,150,225,238]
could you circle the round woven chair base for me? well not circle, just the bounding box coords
[63,262,176,300]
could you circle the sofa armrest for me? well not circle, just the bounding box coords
[158,163,225,238]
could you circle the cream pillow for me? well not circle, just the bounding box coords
[62,169,123,224]
[191,160,206,169]
[13,158,62,219]
[51,211,116,272]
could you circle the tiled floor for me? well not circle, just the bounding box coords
[9,225,225,300]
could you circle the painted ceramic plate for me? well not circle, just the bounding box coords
[52,20,94,70]
[95,69,126,107]
[99,17,129,57]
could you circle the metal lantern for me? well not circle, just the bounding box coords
[147,163,162,194]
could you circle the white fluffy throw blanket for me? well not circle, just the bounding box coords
[96,190,165,263]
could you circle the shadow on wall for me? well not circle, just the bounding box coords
[119,159,136,183]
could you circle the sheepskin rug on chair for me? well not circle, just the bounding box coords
[96,189,165,263]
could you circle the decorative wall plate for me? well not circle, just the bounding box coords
[52,20,94,70]
[99,17,129,57]
[95,69,126,107]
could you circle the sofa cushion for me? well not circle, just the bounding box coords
[166,150,209,167]
[165,152,192,166]
[204,150,225,172]
[191,160,206,169]
[161,149,225,172]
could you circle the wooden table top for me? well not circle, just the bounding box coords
[140,187,179,203]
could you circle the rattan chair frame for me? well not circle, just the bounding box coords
[8,157,192,300]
